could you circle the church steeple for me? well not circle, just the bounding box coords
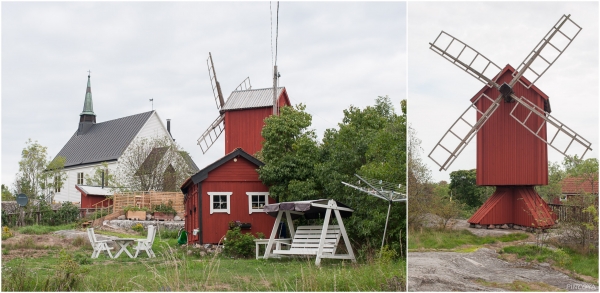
[78,72,96,135]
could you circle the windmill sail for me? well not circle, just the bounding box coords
[509,94,592,159]
[429,31,502,88]
[207,52,225,110]
[197,114,225,154]
[428,92,502,171]
[514,15,582,89]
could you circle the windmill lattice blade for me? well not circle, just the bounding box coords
[429,93,502,171]
[429,31,502,88]
[514,15,582,89]
[197,114,225,154]
[509,94,592,159]
[207,53,225,110]
[234,77,252,92]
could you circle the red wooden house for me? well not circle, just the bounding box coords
[181,148,276,244]
[75,185,113,217]
[468,65,556,228]
[182,87,291,244]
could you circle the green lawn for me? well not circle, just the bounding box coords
[408,228,528,250]
[1,229,405,291]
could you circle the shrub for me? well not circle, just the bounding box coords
[2,226,14,240]
[56,202,80,225]
[132,223,145,233]
[152,200,177,216]
[223,227,255,258]
[123,206,149,213]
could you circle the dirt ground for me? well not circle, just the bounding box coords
[1,227,122,262]
[408,218,598,291]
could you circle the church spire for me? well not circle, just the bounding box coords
[80,72,95,116]
[78,72,96,135]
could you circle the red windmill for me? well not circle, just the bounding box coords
[428,15,593,228]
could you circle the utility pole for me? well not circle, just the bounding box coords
[272,65,278,115]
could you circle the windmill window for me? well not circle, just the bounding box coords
[247,192,269,214]
[208,192,232,214]
[77,172,84,185]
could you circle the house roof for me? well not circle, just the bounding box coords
[55,111,155,168]
[221,87,285,111]
[561,176,599,195]
[180,148,263,192]
[75,185,113,197]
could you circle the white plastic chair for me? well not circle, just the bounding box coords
[87,228,113,259]
[134,225,156,258]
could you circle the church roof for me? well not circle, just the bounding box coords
[55,111,155,168]
[221,87,285,111]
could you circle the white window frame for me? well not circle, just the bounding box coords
[77,172,84,185]
[208,192,232,214]
[247,192,269,214]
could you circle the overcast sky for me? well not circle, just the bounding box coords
[2,2,406,188]
[408,2,599,183]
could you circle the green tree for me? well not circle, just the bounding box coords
[449,169,482,208]
[259,97,407,256]
[14,139,66,202]
[536,161,566,202]
[1,184,14,201]
[258,104,320,202]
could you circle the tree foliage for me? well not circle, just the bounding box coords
[13,139,66,202]
[259,97,406,256]
[84,162,114,187]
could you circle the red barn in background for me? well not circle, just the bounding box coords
[182,87,290,244]
[468,65,556,228]
[181,148,276,244]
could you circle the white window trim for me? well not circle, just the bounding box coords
[208,192,232,214]
[247,192,269,214]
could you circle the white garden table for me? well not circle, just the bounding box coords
[112,238,137,258]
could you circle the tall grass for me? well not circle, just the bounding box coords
[17,223,77,235]
[409,228,528,250]
[501,245,598,279]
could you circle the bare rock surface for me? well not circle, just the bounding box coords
[408,248,594,291]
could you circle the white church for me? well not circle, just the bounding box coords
[52,74,195,202]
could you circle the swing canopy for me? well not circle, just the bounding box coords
[263,199,353,219]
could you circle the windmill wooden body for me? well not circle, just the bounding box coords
[427,15,592,228]
[182,53,290,244]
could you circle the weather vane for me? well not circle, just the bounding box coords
[149,98,154,110]
[87,70,91,76]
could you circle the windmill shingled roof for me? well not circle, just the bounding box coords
[221,87,284,111]
[55,111,154,168]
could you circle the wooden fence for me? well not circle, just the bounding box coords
[548,203,593,223]
[112,191,184,215]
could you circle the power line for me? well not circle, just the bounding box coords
[275,1,279,66]
[269,2,273,68]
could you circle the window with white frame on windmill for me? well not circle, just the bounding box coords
[247,192,268,214]
[208,192,232,214]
